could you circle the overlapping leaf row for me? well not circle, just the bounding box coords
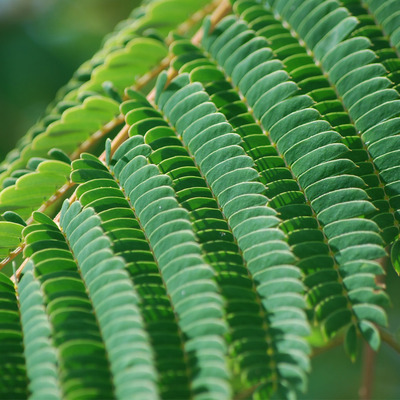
[168,12,389,353]
[230,0,400,246]
[21,207,162,399]
[18,267,61,400]
[71,145,231,399]
[0,158,71,221]
[171,23,342,314]
[154,70,306,337]
[122,97,275,390]
[105,137,232,400]
[58,201,161,400]
[120,90,308,397]
[363,0,400,59]
[0,273,27,400]
[121,77,313,397]
[155,72,312,358]
[169,35,342,339]
[263,0,400,252]
[20,213,115,400]
[21,209,170,399]
[70,149,194,399]
[341,0,400,91]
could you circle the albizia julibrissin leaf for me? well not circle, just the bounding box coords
[198,9,389,349]
[115,78,311,397]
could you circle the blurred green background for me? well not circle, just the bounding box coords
[1,1,400,398]
[0,0,139,162]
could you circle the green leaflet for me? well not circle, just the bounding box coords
[364,0,400,50]
[18,266,62,400]
[0,158,71,223]
[0,221,23,259]
[391,239,400,275]
[121,85,311,396]
[81,39,168,94]
[0,272,27,399]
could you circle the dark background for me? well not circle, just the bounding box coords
[0,0,139,161]
[1,1,400,398]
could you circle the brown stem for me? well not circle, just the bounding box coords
[359,343,375,400]
[192,0,232,44]
[0,245,25,271]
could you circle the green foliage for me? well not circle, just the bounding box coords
[1,0,400,399]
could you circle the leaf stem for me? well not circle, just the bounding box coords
[310,335,344,358]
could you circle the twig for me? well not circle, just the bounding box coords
[192,0,232,44]
[69,115,125,160]
[359,344,375,400]
[12,257,28,284]
[0,245,24,270]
